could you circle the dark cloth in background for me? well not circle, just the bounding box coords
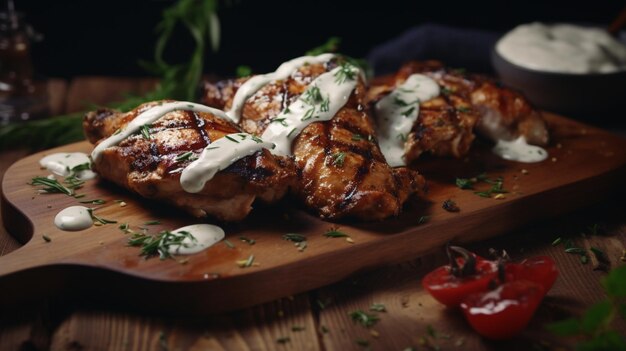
[367,23,500,76]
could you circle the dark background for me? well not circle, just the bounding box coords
[14,0,625,78]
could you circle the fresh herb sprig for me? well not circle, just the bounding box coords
[128,230,197,260]
[349,310,380,328]
[547,265,626,350]
[30,176,76,196]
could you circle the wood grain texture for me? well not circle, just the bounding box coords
[1,113,626,315]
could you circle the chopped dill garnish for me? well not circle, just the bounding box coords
[331,152,346,167]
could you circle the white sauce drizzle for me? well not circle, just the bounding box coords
[374,74,440,167]
[54,206,93,231]
[496,22,626,74]
[180,133,274,193]
[166,224,225,255]
[226,53,336,123]
[91,58,360,194]
[39,152,96,180]
[261,64,360,156]
[91,101,232,162]
[492,136,548,163]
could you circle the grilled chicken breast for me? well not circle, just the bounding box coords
[203,59,425,220]
[374,61,549,149]
[84,101,295,221]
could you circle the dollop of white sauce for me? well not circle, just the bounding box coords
[54,206,93,231]
[496,22,626,74]
[492,136,548,163]
[166,224,225,255]
[180,133,274,193]
[375,74,440,167]
[39,152,96,180]
[261,64,360,156]
[227,53,336,123]
[91,101,232,162]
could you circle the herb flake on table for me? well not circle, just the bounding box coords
[349,310,380,328]
[88,209,117,225]
[324,229,349,238]
[42,234,51,242]
[370,303,386,312]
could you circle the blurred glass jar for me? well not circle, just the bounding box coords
[0,8,48,125]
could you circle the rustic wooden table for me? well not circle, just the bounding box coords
[0,78,624,351]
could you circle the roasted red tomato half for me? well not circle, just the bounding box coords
[422,246,499,307]
[506,256,558,296]
[460,280,544,340]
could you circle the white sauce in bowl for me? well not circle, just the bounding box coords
[166,224,225,255]
[54,206,93,231]
[39,152,96,180]
[496,22,626,74]
[492,136,548,163]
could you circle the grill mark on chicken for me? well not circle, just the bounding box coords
[188,110,212,147]
[202,60,426,220]
[83,101,296,221]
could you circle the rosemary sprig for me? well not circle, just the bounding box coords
[88,209,117,225]
[128,230,197,260]
[30,176,75,196]
[331,152,346,167]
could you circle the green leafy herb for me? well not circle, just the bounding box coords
[30,176,75,196]
[144,220,161,226]
[565,247,587,255]
[352,134,363,141]
[119,223,130,232]
[224,239,235,249]
[239,236,256,245]
[456,173,507,198]
[319,96,330,112]
[305,36,341,55]
[79,199,106,205]
[370,303,386,312]
[300,107,315,121]
[402,106,416,117]
[324,230,349,238]
[547,265,626,349]
[42,234,51,242]
[175,151,197,162]
[140,124,152,140]
[235,65,252,77]
[69,163,91,175]
[89,209,117,225]
[552,237,562,246]
[334,62,357,84]
[283,233,306,242]
[128,230,196,260]
[349,310,380,328]
[291,326,305,332]
[302,86,323,105]
[225,135,239,143]
[331,152,346,167]
[271,117,288,126]
[455,177,474,190]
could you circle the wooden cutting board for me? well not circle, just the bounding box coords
[1,113,625,314]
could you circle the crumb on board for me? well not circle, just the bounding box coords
[521,169,529,175]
